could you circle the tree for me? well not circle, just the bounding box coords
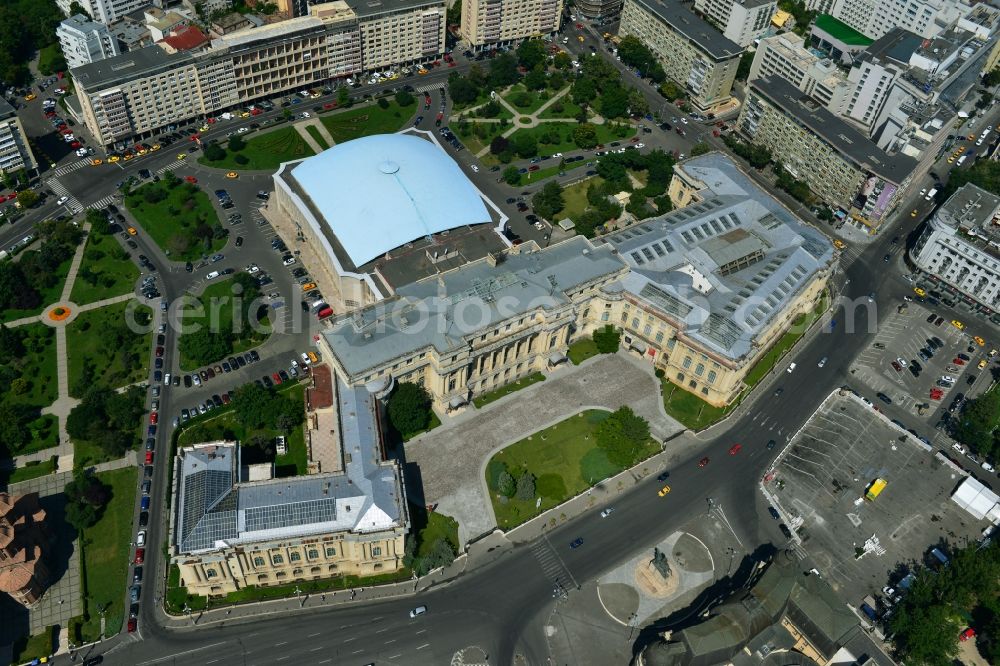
[232,383,275,430]
[553,52,572,70]
[337,86,351,108]
[627,89,650,117]
[596,406,651,468]
[736,50,755,82]
[490,135,510,155]
[227,135,246,152]
[571,76,597,104]
[502,166,522,185]
[63,471,112,531]
[985,67,1000,88]
[593,324,621,353]
[599,83,629,118]
[387,382,432,438]
[515,471,536,501]
[524,65,548,91]
[497,470,516,497]
[178,328,232,368]
[573,123,598,150]
[448,73,479,105]
[516,39,547,70]
[953,386,1000,459]
[394,89,414,107]
[658,80,683,101]
[532,180,565,220]
[489,53,520,88]
[512,131,538,158]
[203,142,226,162]
[690,142,711,156]
[15,190,38,209]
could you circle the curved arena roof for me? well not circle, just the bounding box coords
[290,133,492,267]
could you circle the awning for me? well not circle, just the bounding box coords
[548,352,568,366]
[448,395,468,409]
[630,340,647,353]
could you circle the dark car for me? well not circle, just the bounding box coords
[877,392,892,405]
[235,355,246,368]
[144,465,153,478]
[570,538,584,549]
[199,369,209,382]
[766,439,776,450]
[157,334,165,345]
[153,370,162,382]
[657,471,670,481]
[222,361,231,373]
[778,523,792,539]
[138,511,149,527]
[262,375,273,388]
[154,358,163,369]
[250,350,260,362]
[133,566,143,583]
[184,374,192,387]
[767,506,780,520]
[279,370,290,382]
[130,584,141,602]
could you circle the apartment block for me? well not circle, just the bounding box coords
[749,33,854,114]
[172,371,410,596]
[459,0,563,48]
[575,0,624,20]
[619,0,743,114]
[57,0,151,25]
[693,0,776,47]
[0,99,37,176]
[828,0,973,41]
[808,13,873,63]
[911,184,1000,310]
[71,0,446,148]
[57,14,121,69]
[738,76,916,231]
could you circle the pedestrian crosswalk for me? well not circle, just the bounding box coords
[87,194,116,210]
[52,160,89,177]
[530,538,578,594]
[46,178,83,213]
[412,82,443,94]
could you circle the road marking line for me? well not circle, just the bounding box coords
[384,639,396,644]
[343,636,356,642]
[352,649,364,654]
[310,646,324,652]
[376,627,389,634]
[417,643,430,650]
[135,642,227,665]
[415,629,426,634]
[275,641,287,646]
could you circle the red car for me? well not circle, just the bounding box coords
[960,628,976,642]
[149,412,158,425]
[891,361,902,372]
[145,450,153,464]
[272,372,282,385]
[206,117,216,123]
[190,133,200,141]
[250,107,262,115]
[575,22,584,28]
[323,102,337,110]
[631,136,639,143]
[728,444,742,455]
[528,165,540,172]
[953,358,965,365]
[698,457,710,467]
[128,617,137,633]
[185,176,198,184]
[134,548,145,564]
[156,346,164,357]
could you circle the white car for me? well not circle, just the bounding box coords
[786,362,796,373]
[919,188,927,196]
[75,147,88,157]
[940,375,956,383]
[136,530,146,547]
[953,442,968,455]
[470,164,479,173]
[896,357,907,367]
[982,460,996,473]
[283,257,297,266]
[246,263,260,273]
[301,352,311,365]
[56,195,69,206]
[300,112,311,119]
[552,152,563,158]
[636,142,645,148]
[600,507,615,518]
[205,270,221,280]
[817,356,827,368]
[409,605,427,618]
[192,374,202,387]
[237,126,249,133]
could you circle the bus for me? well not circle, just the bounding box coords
[866,478,888,501]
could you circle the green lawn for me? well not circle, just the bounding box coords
[3,323,58,409]
[561,176,605,221]
[473,372,545,408]
[320,101,412,144]
[400,411,441,443]
[538,95,583,120]
[124,180,226,262]
[5,456,57,484]
[176,382,307,476]
[9,625,55,664]
[452,121,506,158]
[176,276,271,371]
[305,125,330,150]
[69,232,140,305]
[200,126,315,171]
[660,381,732,431]
[66,300,152,397]
[508,123,634,158]
[501,85,557,116]
[486,409,659,529]
[414,510,459,559]
[1,256,72,323]
[522,159,587,184]
[77,467,137,642]
[567,338,600,365]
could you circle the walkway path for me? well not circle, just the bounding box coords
[294,117,335,153]
[461,86,580,158]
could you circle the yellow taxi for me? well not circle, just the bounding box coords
[957,146,966,154]
[301,282,317,292]
[137,148,147,155]
[177,153,186,160]
[307,351,319,363]
[151,143,161,151]
[974,335,986,346]
[832,238,845,250]
[226,171,239,179]
[952,319,965,330]
[24,93,35,101]
[417,68,429,75]
[123,153,134,161]
[578,35,585,42]
[658,485,671,497]
[979,359,988,369]
[199,125,209,132]
[913,287,926,297]
[108,155,120,163]
[910,209,918,217]
[968,134,976,141]
[127,226,137,235]
[90,158,102,166]
[948,156,956,163]
[240,111,251,118]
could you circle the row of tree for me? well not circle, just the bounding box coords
[0,0,65,84]
[0,219,83,312]
[888,539,1000,664]
[66,387,146,460]
[178,273,267,368]
[951,380,1000,461]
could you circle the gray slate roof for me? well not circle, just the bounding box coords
[175,380,405,554]
[602,152,833,362]
[322,236,627,376]
[628,0,744,60]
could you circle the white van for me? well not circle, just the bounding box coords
[310,300,328,313]
[206,270,221,280]
[786,362,796,373]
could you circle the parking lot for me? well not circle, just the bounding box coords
[764,391,986,611]
[849,303,994,422]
